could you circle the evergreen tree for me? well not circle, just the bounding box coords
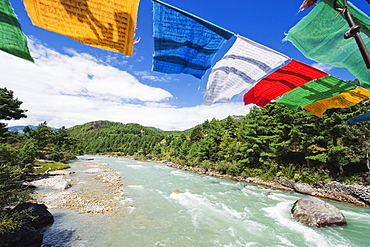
[0,88,27,141]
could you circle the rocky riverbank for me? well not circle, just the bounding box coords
[30,161,125,214]
[164,162,370,207]
[32,156,370,211]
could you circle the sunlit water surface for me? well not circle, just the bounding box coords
[41,155,370,247]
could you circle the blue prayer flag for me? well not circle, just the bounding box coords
[152,0,233,79]
[345,111,370,126]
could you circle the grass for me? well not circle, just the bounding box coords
[33,160,70,174]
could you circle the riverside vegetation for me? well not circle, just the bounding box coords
[68,95,370,187]
[1,83,370,242]
[0,88,82,243]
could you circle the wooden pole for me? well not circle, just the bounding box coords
[334,0,370,69]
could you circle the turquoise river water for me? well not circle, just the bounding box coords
[41,155,370,247]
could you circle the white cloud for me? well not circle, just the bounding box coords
[2,38,251,131]
[311,63,334,73]
[134,70,173,82]
[28,39,173,102]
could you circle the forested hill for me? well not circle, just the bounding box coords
[68,101,370,185]
[68,121,165,155]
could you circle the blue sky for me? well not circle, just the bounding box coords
[2,0,369,130]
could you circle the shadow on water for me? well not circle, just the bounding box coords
[41,212,79,247]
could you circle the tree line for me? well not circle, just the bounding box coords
[2,84,370,238]
[69,95,370,185]
[2,83,370,209]
[0,88,82,211]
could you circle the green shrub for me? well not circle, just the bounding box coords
[278,164,297,180]
[240,168,264,178]
[0,164,30,209]
[0,208,36,233]
[341,175,362,185]
[215,162,228,174]
[0,212,21,236]
[292,167,332,185]
[226,161,242,176]
[199,160,212,171]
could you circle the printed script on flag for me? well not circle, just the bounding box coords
[204,36,290,105]
[302,87,370,117]
[275,76,356,110]
[23,0,140,56]
[152,0,233,79]
[243,59,328,107]
[286,0,370,88]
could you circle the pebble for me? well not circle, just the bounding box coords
[30,162,124,214]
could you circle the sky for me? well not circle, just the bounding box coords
[2,0,369,131]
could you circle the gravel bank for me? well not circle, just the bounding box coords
[30,161,124,214]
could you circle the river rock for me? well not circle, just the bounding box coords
[293,182,315,194]
[12,202,54,228]
[292,196,346,227]
[52,180,72,190]
[85,168,103,174]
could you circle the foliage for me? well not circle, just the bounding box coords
[0,161,31,209]
[68,81,370,185]
[0,212,20,236]
[0,208,36,237]
[0,124,78,208]
[68,121,164,156]
[0,88,27,122]
[23,122,83,161]
[0,88,31,210]
[0,88,27,143]
[0,88,81,212]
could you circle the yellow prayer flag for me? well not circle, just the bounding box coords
[303,87,370,117]
[23,0,140,56]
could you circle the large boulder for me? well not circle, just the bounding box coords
[1,203,54,247]
[11,202,54,228]
[292,196,346,227]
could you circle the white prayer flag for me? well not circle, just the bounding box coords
[204,36,290,105]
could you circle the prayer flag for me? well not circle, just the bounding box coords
[243,59,328,107]
[0,0,33,62]
[346,111,370,126]
[23,0,140,56]
[303,87,370,117]
[286,0,370,88]
[152,0,233,79]
[275,76,356,110]
[299,0,318,11]
[204,36,290,105]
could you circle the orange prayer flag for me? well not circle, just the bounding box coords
[23,0,140,56]
[302,87,370,117]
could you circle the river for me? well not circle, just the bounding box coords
[41,155,370,247]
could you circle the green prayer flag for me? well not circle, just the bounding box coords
[286,0,370,88]
[275,76,356,110]
[0,0,33,62]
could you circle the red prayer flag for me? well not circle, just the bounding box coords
[243,59,328,107]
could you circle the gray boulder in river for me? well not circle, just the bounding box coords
[292,196,346,227]
[52,180,72,190]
